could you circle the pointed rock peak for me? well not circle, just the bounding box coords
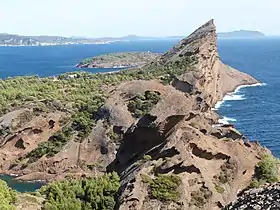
[159,19,217,63]
[187,19,216,39]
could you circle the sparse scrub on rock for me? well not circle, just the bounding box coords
[190,186,213,207]
[141,173,181,202]
[127,91,161,118]
[26,128,73,163]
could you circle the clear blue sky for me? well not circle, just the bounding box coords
[0,0,278,37]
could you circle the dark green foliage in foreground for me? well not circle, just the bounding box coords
[141,174,181,202]
[250,154,280,188]
[0,180,17,210]
[128,91,161,118]
[39,172,120,210]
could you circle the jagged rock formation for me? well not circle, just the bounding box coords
[103,20,267,210]
[158,19,257,106]
[0,20,270,209]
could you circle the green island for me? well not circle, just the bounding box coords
[76,52,161,68]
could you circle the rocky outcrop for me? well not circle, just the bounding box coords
[160,19,257,106]
[101,20,268,210]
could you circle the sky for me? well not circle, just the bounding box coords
[0,0,279,37]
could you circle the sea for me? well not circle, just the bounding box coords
[0,38,280,191]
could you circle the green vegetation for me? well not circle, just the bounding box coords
[26,128,73,163]
[106,127,122,143]
[78,52,160,68]
[0,180,17,210]
[39,172,120,210]
[214,185,225,194]
[190,187,212,207]
[141,174,181,202]
[215,162,236,184]
[257,154,279,183]
[127,91,161,118]
[250,154,280,188]
[143,155,152,161]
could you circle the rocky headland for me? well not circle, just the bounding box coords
[0,20,278,209]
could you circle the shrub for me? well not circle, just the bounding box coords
[190,187,212,207]
[127,91,161,118]
[0,180,17,210]
[26,129,72,163]
[214,185,225,194]
[141,174,181,202]
[256,154,279,183]
[39,172,120,210]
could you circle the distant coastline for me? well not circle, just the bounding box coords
[0,40,117,47]
[0,30,269,47]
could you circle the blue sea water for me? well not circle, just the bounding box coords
[0,40,179,78]
[0,175,44,192]
[0,38,280,190]
[217,38,280,157]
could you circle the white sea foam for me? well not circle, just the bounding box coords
[213,83,266,125]
[218,117,237,125]
[213,83,266,110]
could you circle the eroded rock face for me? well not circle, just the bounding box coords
[104,20,268,210]
[112,114,268,210]
[161,19,258,106]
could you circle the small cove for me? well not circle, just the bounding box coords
[0,175,44,192]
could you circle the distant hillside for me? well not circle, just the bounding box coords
[0,34,116,46]
[218,30,265,39]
